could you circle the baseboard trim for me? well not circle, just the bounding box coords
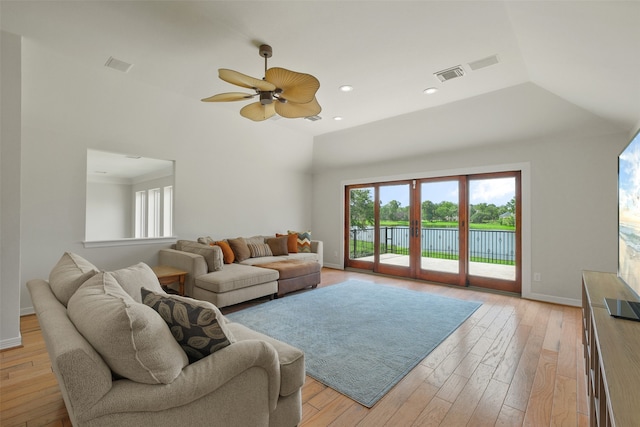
[322,262,343,270]
[523,292,580,307]
[1,335,22,350]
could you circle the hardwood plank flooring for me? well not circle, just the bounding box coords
[0,268,588,426]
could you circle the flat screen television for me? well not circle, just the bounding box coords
[618,128,640,303]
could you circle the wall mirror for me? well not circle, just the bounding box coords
[85,149,175,245]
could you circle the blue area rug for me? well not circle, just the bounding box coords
[226,280,482,407]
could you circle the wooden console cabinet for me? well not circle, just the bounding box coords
[582,271,640,427]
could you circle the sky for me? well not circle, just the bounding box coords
[378,177,516,207]
[619,132,640,218]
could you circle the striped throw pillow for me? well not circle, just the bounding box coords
[248,243,273,258]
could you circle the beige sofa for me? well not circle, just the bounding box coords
[159,235,323,308]
[27,252,305,427]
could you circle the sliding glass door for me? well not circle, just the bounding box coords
[345,171,521,293]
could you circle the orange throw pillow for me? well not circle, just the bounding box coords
[276,233,298,253]
[214,241,235,264]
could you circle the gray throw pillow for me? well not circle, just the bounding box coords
[266,236,289,256]
[48,252,99,306]
[227,237,251,262]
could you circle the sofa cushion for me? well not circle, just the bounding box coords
[141,288,235,363]
[248,242,273,258]
[196,263,279,294]
[67,272,188,384]
[176,240,223,272]
[289,230,312,253]
[266,236,289,256]
[277,233,298,253]
[110,262,164,303]
[214,240,235,264]
[227,322,305,397]
[48,252,100,306]
[227,237,251,262]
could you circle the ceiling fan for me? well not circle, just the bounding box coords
[202,44,321,122]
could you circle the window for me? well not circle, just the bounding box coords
[148,188,160,237]
[134,190,146,238]
[163,186,173,237]
[134,185,173,238]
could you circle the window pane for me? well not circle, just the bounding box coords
[147,188,160,237]
[348,187,374,260]
[163,186,173,237]
[135,191,146,238]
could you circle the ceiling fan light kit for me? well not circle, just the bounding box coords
[202,44,321,122]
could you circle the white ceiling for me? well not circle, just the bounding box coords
[2,1,639,139]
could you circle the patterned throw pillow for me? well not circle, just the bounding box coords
[141,288,234,363]
[289,230,312,253]
[248,243,273,258]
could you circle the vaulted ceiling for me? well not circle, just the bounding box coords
[2,1,639,139]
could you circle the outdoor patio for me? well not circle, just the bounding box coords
[354,253,516,281]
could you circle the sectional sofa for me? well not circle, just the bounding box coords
[159,234,323,308]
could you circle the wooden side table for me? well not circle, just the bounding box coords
[152,265,187,296]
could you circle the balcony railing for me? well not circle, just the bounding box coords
[350,226,515,265]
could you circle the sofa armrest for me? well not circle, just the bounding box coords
[158,249,207,296]
[79,340,281,422]
[27,280,113,419]
[311,240,323,266]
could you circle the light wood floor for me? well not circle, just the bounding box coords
[1,268,588,426]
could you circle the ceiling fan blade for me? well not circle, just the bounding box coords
[219,69,275,92]
[240,102,276,121]
[201,92,255,102]
[265,67,320,104]
[274,97,322,119]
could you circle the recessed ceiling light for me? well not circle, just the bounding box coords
[333,116,343,121]
[423,87,438,95]
[339,85,353,92]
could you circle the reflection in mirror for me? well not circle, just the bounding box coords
[85,149,174,242]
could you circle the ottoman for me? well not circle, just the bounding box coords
[256,260,321,297]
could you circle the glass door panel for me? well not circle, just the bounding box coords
[346,186,375,268]
[417,178,466,286]
[467,173,520,293]
[378,183,412,274]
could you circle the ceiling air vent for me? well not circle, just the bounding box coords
[468,54,500,71]
[434,65,465,82]
[105,56,133,73]
[304,115,322,121]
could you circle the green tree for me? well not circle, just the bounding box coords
[422,200,436,222]
[349,189,374,229]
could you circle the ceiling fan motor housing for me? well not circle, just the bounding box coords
[260,91,273,105]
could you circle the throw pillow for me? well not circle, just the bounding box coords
[245,236,266,246]
[266,236,289,256]
[176,240,223,272]
[248,242,273,258]
[214,240,235,264]
[197,236,215,246]
[277,233,298,253]
[109,262,164,304]
[227,237,250,262]
[67,272,188,384]
[141,288,235,363]
[48,252,100,306]
[289,230,312,253]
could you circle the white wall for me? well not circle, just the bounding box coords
[86,181,132,240]
[311,112,628,306]
[10,39,314,326]
[1,31,22,349]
